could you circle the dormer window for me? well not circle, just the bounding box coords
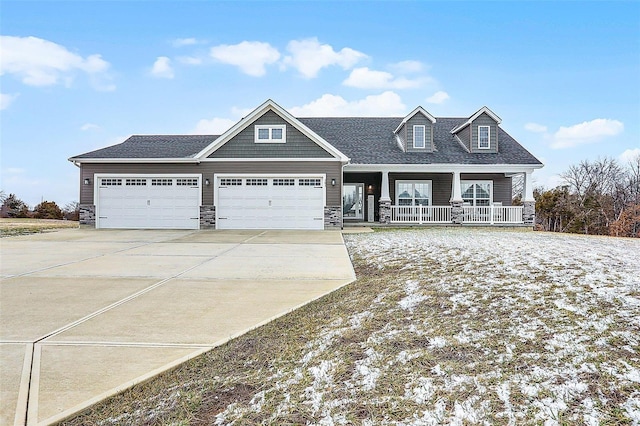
[255,125,286,143]
[478,126,490,149]
[413,125,425,149]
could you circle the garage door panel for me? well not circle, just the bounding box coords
[97,177,200,230]
[217,176,324,230]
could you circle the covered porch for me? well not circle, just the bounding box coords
[342,165,537,226]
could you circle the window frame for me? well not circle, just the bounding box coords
[254,124,286,144]
[478,125,490,149]
[395,180,432,207]
[413,125,426,149]
[461,180,493,206]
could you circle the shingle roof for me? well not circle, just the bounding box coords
[70,118,542,165]
[71,135,217,159]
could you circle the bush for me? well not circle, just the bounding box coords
[63,201,80,221]
[33,201,63,219]
[1,193,29,218]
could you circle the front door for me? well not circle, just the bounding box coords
[343,183,364,220]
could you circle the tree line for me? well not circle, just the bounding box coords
[532,155,640,238]
[0,191,79,220]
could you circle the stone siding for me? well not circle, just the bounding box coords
[200,205,216,229]
[379,201,391,224]
[450,201,464,224]
[79,204,96,227]
[324,206,342,229]
[523,201,535,226]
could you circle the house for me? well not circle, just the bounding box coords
[69,99,543,230]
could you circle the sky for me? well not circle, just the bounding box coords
[1,1,639,208]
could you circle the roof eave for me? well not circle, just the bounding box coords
[68,157,201,164]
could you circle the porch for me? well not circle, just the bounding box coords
[389,204,524,225]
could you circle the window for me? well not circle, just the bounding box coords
[126,178,147,186]
[101,178,122,186]
[176,178,198,186]
[413,125,425,149]
[246,178,268,186]
[255,125,286,143]
[396,180,431,206]
[273,178,295,186]
[299,178,322,187]
[478,126,490,149]
[461,181,492,206]
[151,178,172,186]
[219,178,242,187]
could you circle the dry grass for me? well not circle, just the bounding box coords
[0,218,78,237]
[58,228,640,425]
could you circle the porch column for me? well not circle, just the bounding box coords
[523,171,536,226]
[450,171,464,224]
[379,170,391,224]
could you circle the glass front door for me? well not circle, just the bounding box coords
[343,183,364,220]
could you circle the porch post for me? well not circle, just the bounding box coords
[523,171,536,226]
[450,171,464,224]
[379,170,391,224]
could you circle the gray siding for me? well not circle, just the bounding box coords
[396,123,407,151]
[470,112,499,153]
[461,173,512,205]
[80,161,342,207]
[458,126,471,151]
[209,110,333,159]
[405,114,434,152]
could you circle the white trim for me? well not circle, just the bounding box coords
[345,164,542,173]
[453,134,470,153]
[450,106,502,134]
[195,99,349,162]
[255,124,286,144]
[69,158,200,164]
[413,125,426,149]
[94,173,202,229]
[478,125,491,149]
[461,180,493,206]
[393,106,436,134]
[200,157,342,162]
[395,180,432,206]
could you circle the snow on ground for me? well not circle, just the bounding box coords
[198,229,640,425]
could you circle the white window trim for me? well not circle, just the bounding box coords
[461,180,493,206]
[413,125,426,149]
[255,124,286,144]
[478,125,490,149]
[395,180,432,206]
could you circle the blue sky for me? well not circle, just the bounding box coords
[2,1,639,208]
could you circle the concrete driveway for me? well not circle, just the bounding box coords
[0,229,355,426]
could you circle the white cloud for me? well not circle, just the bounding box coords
[551,118,624,149]
[0,93,19,110]
[210,41,280,77]
[525,122,548,133]
[389,60,424,74]
[80,123,101,131]
[289,91,406,117]
[192,117,236,134]
[172,37,199,47]
[0,35,113,90]
[176,56,203,65]
[151,56,174,79]
[426,91,450,104]
[282,38,367,79]
[619,148,640,164]
[343,67,423,89]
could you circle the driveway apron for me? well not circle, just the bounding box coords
[0,228,355,426]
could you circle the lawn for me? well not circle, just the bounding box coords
[60,228,639,425]
[0,218,78,237]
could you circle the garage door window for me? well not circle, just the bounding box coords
[299,178,322,187]
[177,178,199,186]
[246,178,268,186]
[273,178,295,186]
[220,178,242,186]
[126,178,146,186]
[152,178,173,186]
[101,178,122,186]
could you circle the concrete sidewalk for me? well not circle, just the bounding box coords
[0,229,356,426]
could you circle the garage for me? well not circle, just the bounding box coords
[96,175,201,229]
[216,175,325,230]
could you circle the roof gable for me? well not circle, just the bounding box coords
[393,106,436,134]
[195,99,349,161]
[450,106,502,134]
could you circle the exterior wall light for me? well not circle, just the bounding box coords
[205,178,210,186]
[331,178,336,186]
[84,178,91,185]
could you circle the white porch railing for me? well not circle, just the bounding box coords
[462,205,523,224]
[390,205,452,224]
[389,205,524,224]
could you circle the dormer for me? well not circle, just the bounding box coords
[394,106,436,153]
[451,106,501,153]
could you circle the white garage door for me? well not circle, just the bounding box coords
[97,176,200,229]
[216,176,325,230]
